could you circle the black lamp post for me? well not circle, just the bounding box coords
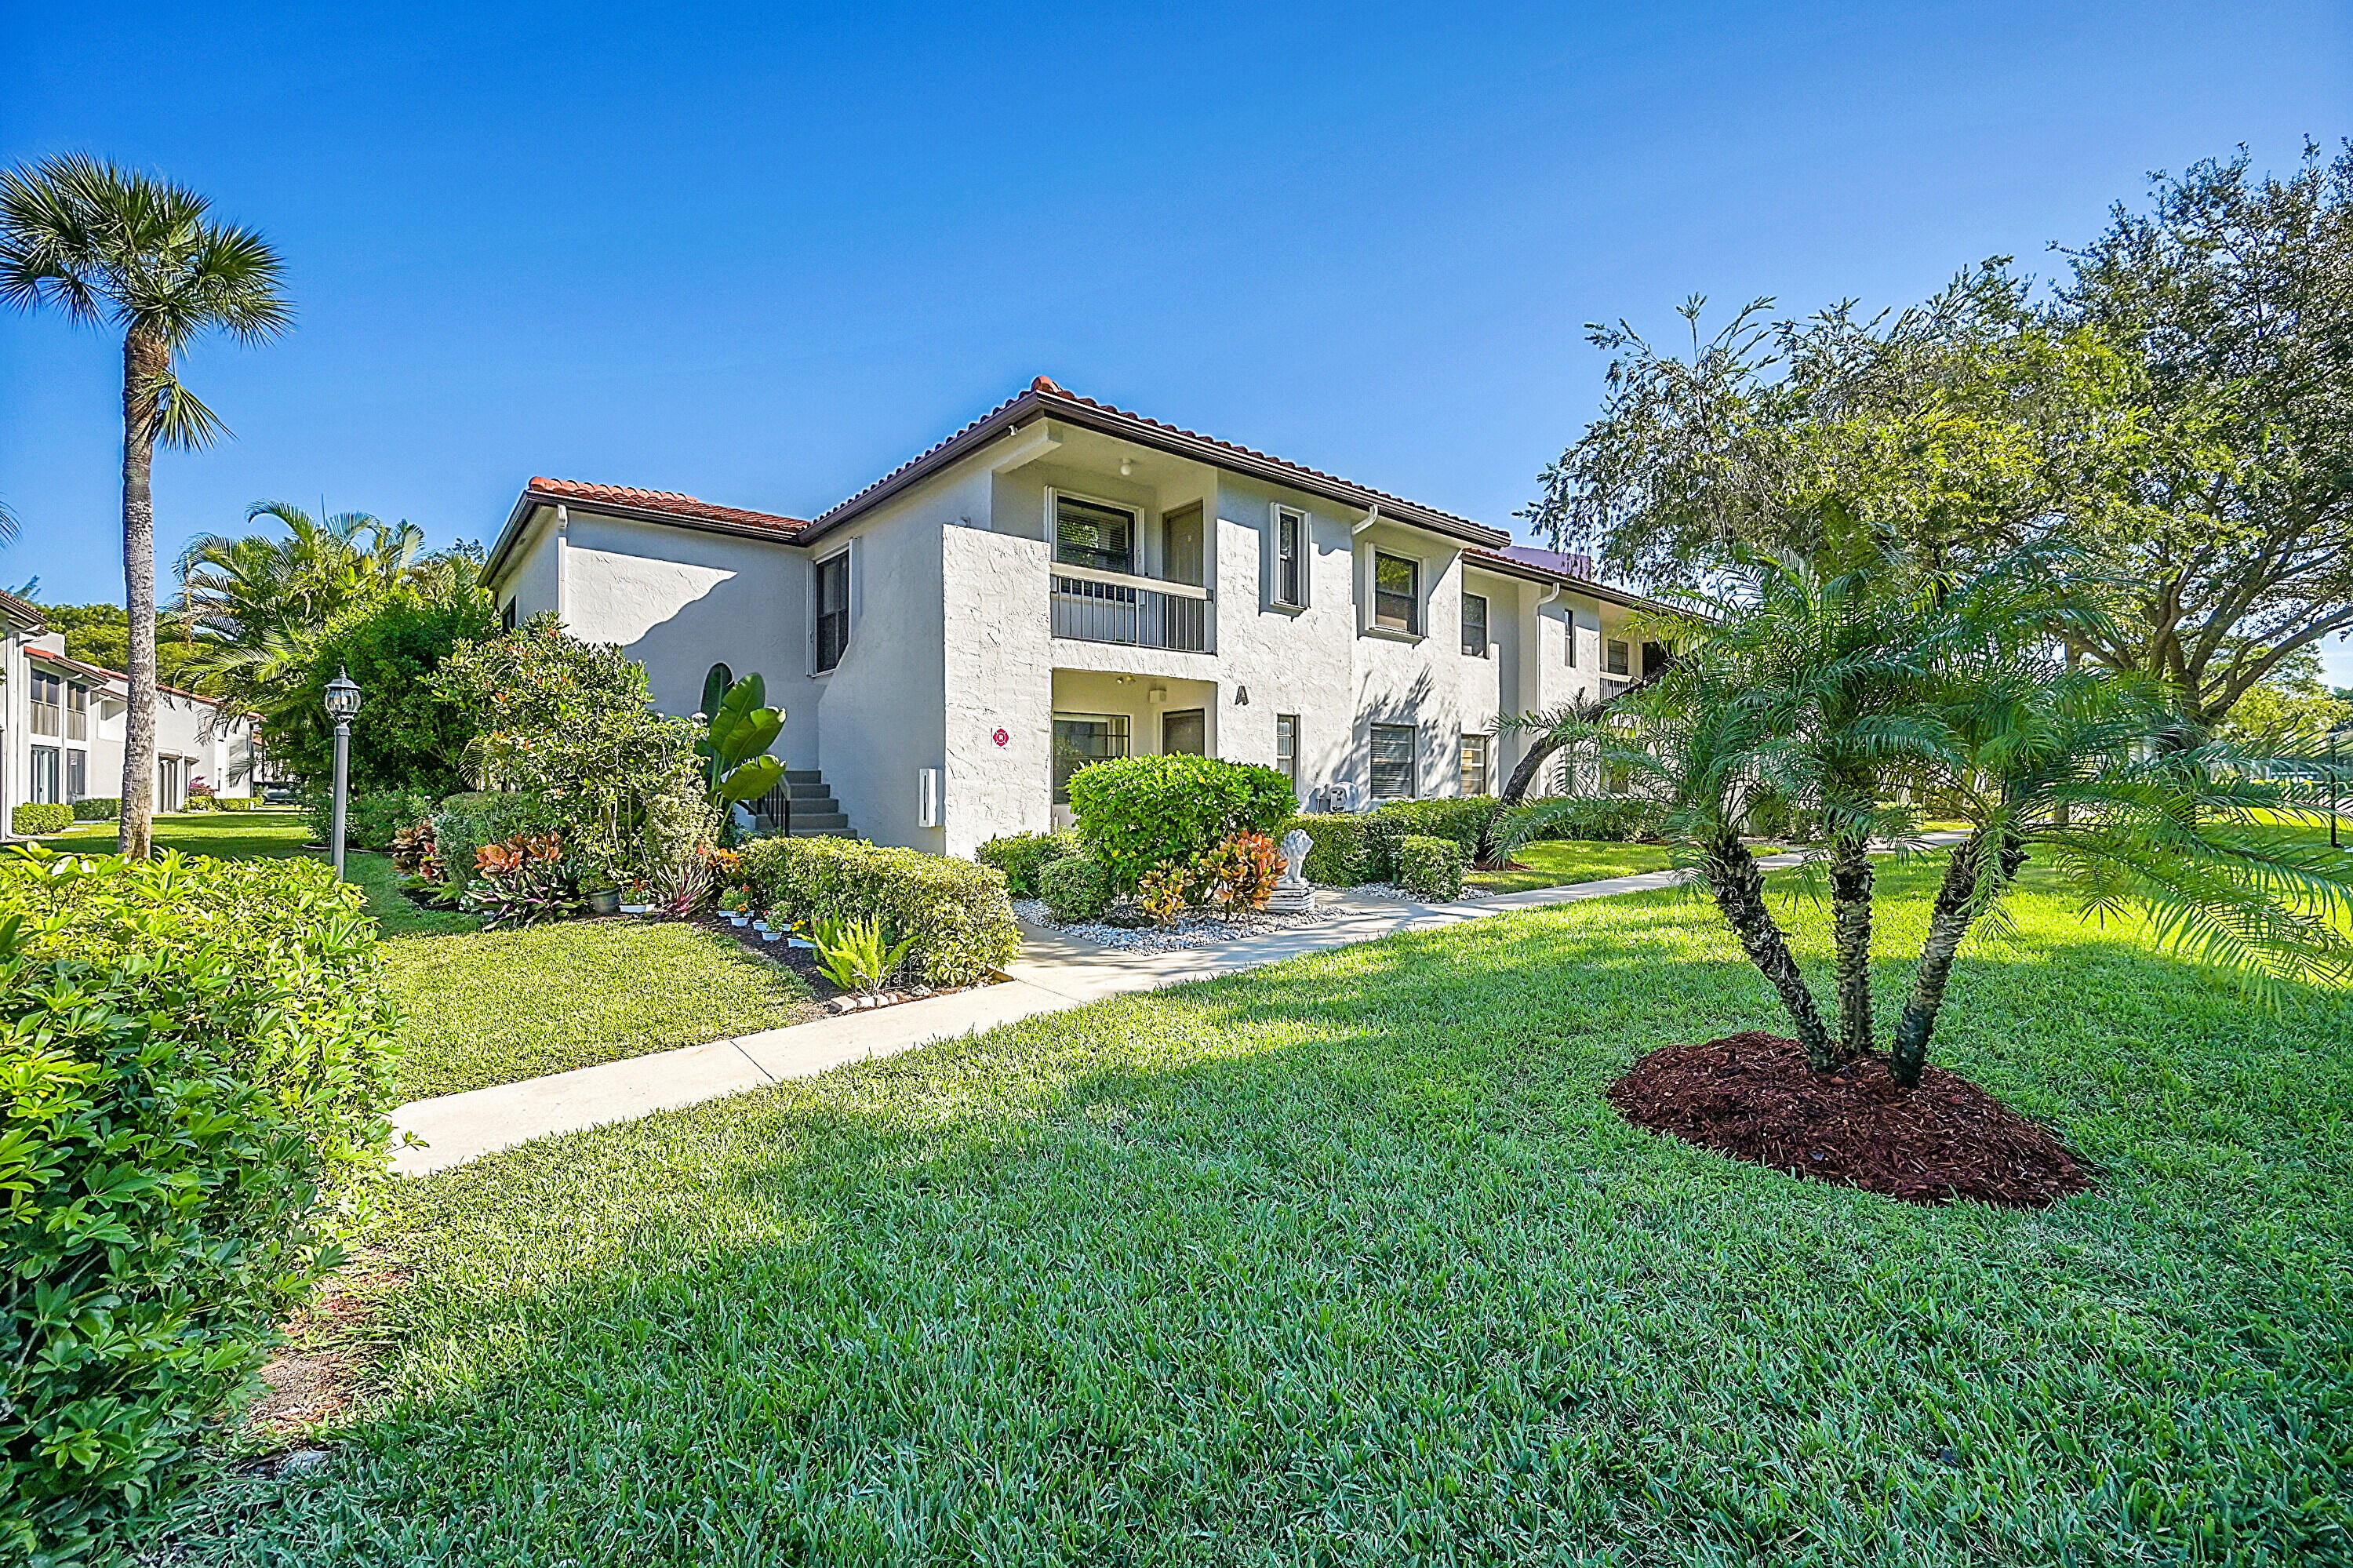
[323,668,362,877]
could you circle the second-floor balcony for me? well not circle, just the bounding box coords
[1049,562,1214,653]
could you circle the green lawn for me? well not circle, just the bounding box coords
[1467,836,1682,892]
[54,810,811,1100]
[165,855,2353,1565]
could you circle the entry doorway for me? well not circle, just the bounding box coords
[1162,708,1206,755]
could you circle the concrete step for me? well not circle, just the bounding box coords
[783,769,824,785]
[786,810,850,831]
[786,781,835,800]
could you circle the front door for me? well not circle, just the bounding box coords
[1162,708,1206,756]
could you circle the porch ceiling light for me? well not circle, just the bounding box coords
[1118,457,1136,477]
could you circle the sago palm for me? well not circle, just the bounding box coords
[0,155,288,856]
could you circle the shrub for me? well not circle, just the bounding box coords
[265,583,497,795]
[214,795,256,813]
[1282,813,1370,885]
[1362,798,1503,877]
[1395,834,1468,900]
[740,838,1018,987]
[1135,865,1190,926]
[1038,854,1111,922]
[459,831,580,928]
[977,829,1085,897]
[0,848,395,1565]
[1517,794,1666,844]
[300,787,435,851]
[1195,831,1280,915]
[11,802,74,836]
[429,791,562,898]
[1065,755,1296,890]
[809,914,917,997]
[71,798,120,821]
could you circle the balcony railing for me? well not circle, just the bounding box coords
[1598,675,1637,700]
[1050,564,1213,653]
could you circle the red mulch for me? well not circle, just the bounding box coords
[1606,1031,2093,1208]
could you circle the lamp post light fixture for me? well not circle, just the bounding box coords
[323,668,362,878]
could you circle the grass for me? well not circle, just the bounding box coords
[1467,837,1680,893]
[53,810,811,1100]
[166,854,2353,1565]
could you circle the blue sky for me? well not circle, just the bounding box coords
[4,2,2348,679]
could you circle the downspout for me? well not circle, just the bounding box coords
[553,504,570,628]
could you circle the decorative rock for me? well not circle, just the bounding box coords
[1102,902,1153,929]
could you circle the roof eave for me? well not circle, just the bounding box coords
[482,488,806,585]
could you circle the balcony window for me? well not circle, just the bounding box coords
[814,550,851,672]
[1370,722,1417,799]
[1460,734,1490,796]
[1606,638,1631,677]
[1373,553,1419,635]
[1273,506,1306,608]
[1055,495,1136,574]
[1053,712,1129,803]
[1460,591,1489,657]
[65,682,88,741]
[30,671,61,737]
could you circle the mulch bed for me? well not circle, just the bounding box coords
[689,910,840,996]
[1606,1031,2093,1208]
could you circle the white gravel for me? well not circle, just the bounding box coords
[1014,897,1347,952]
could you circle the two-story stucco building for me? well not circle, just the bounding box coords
[1,588,257,830]
[481,377,1671,858]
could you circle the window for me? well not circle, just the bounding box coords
[1460,734,1491,796]
[1642,641,1672,678]
[66,751,86,801]
[1563,616,1578,666]
[1272,506,1306,608]
[64,683,88,741]
[500,598,518,632]
[1460,591,1489,657]
[1373,553,1419,635]
[813,550,851,673]
[1054,495,1136,574]
[1162,708,1206,755]
[1370,722,1417,799]
[1606,638,1631,676]
[1275,714,1300,793]
[29,671,60,737]
[1052,713,1129,803]
[158,757,184,813]
[29,747,60,805]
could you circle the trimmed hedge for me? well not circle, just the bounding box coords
[1038,855,1112,922]
[976,829,1085,897]
[11,802,73,836]
[1282,813,1370,886]
[1518,794,1665,844]
[0,847,395,1566]
[1066,755,1296,891]
[1395,834,1468,900]
[741,837,1019,987]
[305,788,438,853]
[71,798,120,821]
[1362,798,1501,879]
[215,795,256,813]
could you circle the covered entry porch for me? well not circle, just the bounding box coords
[1049,668,1220,825]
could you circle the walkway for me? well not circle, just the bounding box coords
[391,836,1962,1176]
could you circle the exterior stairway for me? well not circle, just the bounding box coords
[747,769,853,838]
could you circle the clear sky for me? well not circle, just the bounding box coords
[3,2,2348,678]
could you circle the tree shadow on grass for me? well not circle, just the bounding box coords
[165,897,2353,1566]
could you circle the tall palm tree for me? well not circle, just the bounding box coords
[0,155,289,857]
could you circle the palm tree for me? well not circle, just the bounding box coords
[0,155,289,857]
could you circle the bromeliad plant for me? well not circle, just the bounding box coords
[810,913,918,998]
[460,831,579,929]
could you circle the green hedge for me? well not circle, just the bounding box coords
[1038,855,1111,922]
[976,829,1085,897]
[1282,813,1370,886]
[741,838,1019,987]
[304,787,438,853]
[215,795,256,813]
[0,847,396,1566]
[11,802,73,836]
[71,798,120,822]
[1362,799,1501,878]
[1065,755,1296,891]
[1395,834,1468,900]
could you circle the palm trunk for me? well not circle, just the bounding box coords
[118,329,162,860]
[1703,834,1835,1068]
[1827,829,1875,1063]
[1498,674,1657,806]
[1889,831,2027,1087]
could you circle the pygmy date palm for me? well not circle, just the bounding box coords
[0,155,289,856]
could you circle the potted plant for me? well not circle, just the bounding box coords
[719,886,751,926]
[751,907,773,937]
[618,879,651,916]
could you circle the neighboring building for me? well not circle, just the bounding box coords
[482,377,1675,858]
[1,589,257,830]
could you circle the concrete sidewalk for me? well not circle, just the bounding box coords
[390,835,1962,1176]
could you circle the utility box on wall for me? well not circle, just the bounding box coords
[917,766,941,828]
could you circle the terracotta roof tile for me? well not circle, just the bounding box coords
[526,477,809,537]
